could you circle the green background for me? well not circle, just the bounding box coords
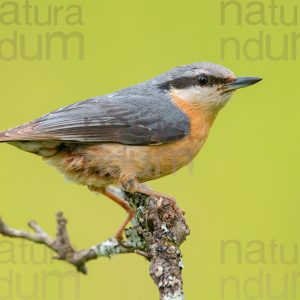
[0,0,299,299]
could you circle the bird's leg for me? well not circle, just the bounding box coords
[137,184,175,203]
[119,174,176,203]
[135,184,186,216]
[118,174,175,202]
[90,186,135,241]
[103,189,135,241]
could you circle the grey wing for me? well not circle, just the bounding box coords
[1,92,190,145]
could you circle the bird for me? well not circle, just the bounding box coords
[0,62,262,240]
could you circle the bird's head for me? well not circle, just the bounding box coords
[155,62,262,112]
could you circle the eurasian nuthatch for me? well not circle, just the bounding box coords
[0,62,262,240]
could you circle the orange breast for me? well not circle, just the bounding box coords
[136,93,217,181]
[171,92,217,142]
[128,95,216,182]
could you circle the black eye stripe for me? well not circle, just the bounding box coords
[158,75,228,90]
[158,77,194,90]
[207,75,228,85]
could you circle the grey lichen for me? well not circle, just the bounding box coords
[125,226,145,249]
[178,259,184,270]
[163,290,184,300]
[161,222,169,233]
[92,238,121,257]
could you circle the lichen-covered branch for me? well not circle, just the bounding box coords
[0,212,134,274]
[0,189,189,300]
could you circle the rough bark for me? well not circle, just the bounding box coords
[0,188,189,300]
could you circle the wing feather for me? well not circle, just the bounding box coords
[0,89,190,145]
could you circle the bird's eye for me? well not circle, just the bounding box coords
[197,75,209,86]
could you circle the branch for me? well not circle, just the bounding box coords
[0,189,189,300]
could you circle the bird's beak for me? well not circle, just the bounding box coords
[223,77,262,92]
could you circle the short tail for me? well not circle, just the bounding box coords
[0,130,17,142]
[0,121,38,142]
[0,130,22,143]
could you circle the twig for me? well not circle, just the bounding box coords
[0,190,189,300]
